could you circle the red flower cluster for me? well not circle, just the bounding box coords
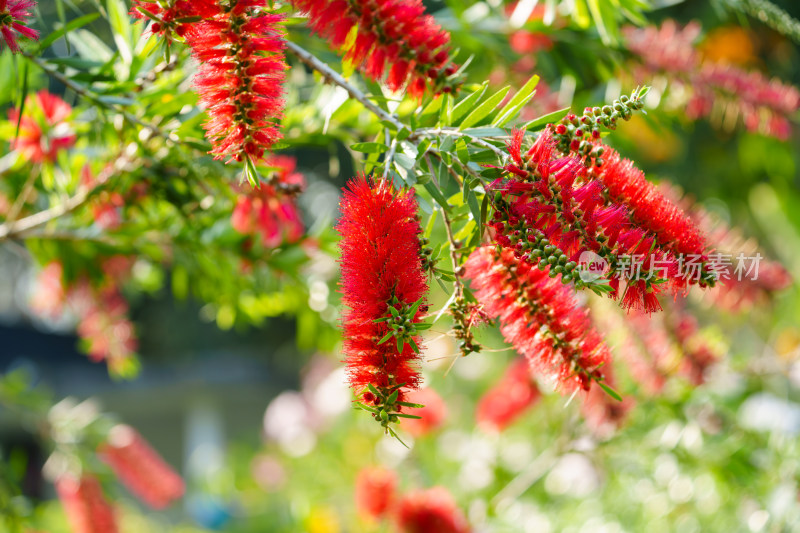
[30,261,137,376]
[623,21,800,139]
[0,0,37,53]
[463,246,610,393]
[353,468,470,532]
[399,387,447,437]
[76,287,138,374]
[186,1,287,163]
[55,475,118,533]
[98,424,185,509]
[231,155,305,246]
[8,90,76,164]
[355,466,398,520]
[590,146,708,266]
[292,0,459,97]
[491,128,682,312]
[395,487,471,533]
[476,357,541,432]
[336,175,428,409]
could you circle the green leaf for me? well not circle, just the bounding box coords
[598,381,623,402]
[13,62,28,144]
[387,389,399,404]
[38,13,100,51]
[397,401,425,408]
[459,87,511,130]
[494,74,539,126]
[395,413,423,419]
[456,139,470,165]
[461,127,507,137]
[351,142,388,154]
[408,337,419,354]
[439,93,453,126]
[522,106,571,131]
[450,83,488,125]
[355,402,379,414]
[424,210,437,238]
[466,190,482,231]
[107,0,133,64]
[424,181,451,210]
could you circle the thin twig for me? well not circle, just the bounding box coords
[412,127,507,158]
[6,166,39,223]
[0,150,134,241]
[285,41,406,131]
[424,153,464,298]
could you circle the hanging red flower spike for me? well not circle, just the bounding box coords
[336,175,428,428]
[187,1,287,163]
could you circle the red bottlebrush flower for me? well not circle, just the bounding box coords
[395,487,471,533]
[231,155,305,246]
[491,128,685,312]
[76,288,138,375]
[336,175,428,417]
[623,21,800,139]
[30,259,138,376]
[591,146,707,262]
[476,357,541,432]
[98,424,185,509]
[622,20,699,74]
[509,30,552,54]
[8,90,76,164]
[355,466,398,520]
[55,474,118,533]
[619,310,675,394]
[292,0,459,97]
[400,387,447,437]
[0,0,38,53]
[464,246,610,393]
[186,3,287,163]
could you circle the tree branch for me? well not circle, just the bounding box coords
[0,151,135,242]
[412,127,507,158]
[285,41,406,131]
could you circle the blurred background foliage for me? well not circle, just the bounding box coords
[1,0,800,532]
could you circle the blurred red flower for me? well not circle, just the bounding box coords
[355,466,398,520]
[401,387,447,437]
[8,90,76,164]
[395,486,470,533]
[98,424,185,509]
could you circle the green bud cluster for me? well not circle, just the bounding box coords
[553,87,649,167]
[449,296,482,357]
[356,383,425,438]
[500,219,585,288]
[374,296,431,354]
[419,237,436,272]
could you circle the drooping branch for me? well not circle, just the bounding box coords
[285,40,406,131]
